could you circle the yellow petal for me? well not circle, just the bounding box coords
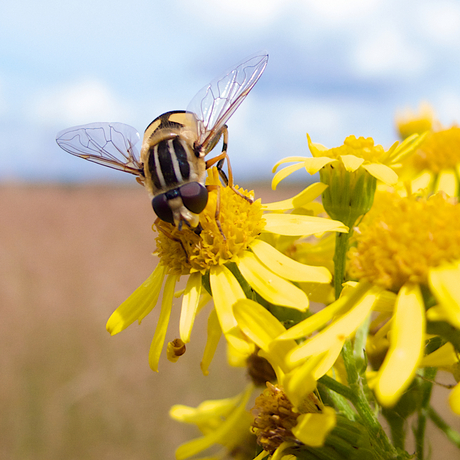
[263,213,348,236]
[169,393,241,424]
[340,154,364,172]
[175,385,253,460]
[302,157,335,175]
[238,251,309,311]
[428,262,460,329]
[149,274,178,372]
[449,382,460,415]
[435,169,457,196]
[271,163,306,190]
[307,133,328,155]
[201,308,221,376]
[180,272,202,343]
[263,182,328,211]
[278,281,373,341]
[362,163,398,185]
[421,342,458,368]
[233,299,296,373]
[283,354,323,409]
[272,156,309,172]
[209,265,245,334]
[250,239,331,283]
[375,283,425,407]
[106,264,167,335]
[288,283,379,365]
[292,407,336,447]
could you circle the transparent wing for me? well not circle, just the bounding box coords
[56,122,143,176]
[187,51,268,151]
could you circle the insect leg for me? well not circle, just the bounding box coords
[206,184,226,241]
[154,217,190,262]
[205,126,252,203]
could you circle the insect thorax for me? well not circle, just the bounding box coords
[141,111,206,197]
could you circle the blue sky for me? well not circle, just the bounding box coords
[1,0,460,183]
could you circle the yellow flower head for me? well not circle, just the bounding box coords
[156,171,264,275]
[413,127,460,174]
[251,383,303,454]
[348,191,460,292]
[107,168,346,372]
[272,134,424,228]
[395,102,434,139]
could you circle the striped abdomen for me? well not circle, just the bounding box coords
[147,137,194,192]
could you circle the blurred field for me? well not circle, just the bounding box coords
[1,183,459,459]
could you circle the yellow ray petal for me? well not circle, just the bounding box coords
[278,281,373,341]
[106,264,167,335]
[362,163,398,185]
[375,283,425,407]
[288,283,380,365]
[263,182,328,211]
[238,251,309,311]
[421,342,458,368]
[449,382,460,415]
[302,157,335,175]
[340,154,364,172]
[180,272,202,343]
[272,156,309,172]
[271,163,306,190]
[292,407,336,447]
[210,265,245,334]
[263,213,348,237]
[233,299,296,373]
[250,239,331,283]
[201,308,221,376]
[175,385,253,460]
[435,169,457,196]
[428,262,460,329]
[149,274,178,372]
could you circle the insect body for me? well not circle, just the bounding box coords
[56,52,268,229]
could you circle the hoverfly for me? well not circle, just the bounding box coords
[56,52,268,232]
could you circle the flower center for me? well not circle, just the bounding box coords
[327,135,385,162]
[348,191,460,291]
[251,383,300,455]
[154,176,264,276]
[412,127,460,174]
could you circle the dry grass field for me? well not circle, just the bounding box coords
[1,183,459,459]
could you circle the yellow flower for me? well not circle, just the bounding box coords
[402,126,460,197]
[106,168,347,372]
[272,134,424,229]
[233,298,337,453]
[170,384,256,460]
[348,190,460,407]
[395,102,435,139]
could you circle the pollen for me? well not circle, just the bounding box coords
[412,127,460,174]
[348,191,460,292]
[251,383,300,455]
[154,182,264,276]
[326,135,385,162]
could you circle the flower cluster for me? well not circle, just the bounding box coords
[104,103,460,460]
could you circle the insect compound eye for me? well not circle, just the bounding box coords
[179,182,209,215]
[152,193,175,224]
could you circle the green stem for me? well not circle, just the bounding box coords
[428,405,460,448]
[333,232,351,299]
[341,339,398,458]
[414,367,437,459]
[319,375,357,420]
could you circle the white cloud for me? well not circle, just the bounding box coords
[417,1,460,46]
[180,0,285,28]
[30,79,132,127]
[351,27,428,78]
[305,0,382,26]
